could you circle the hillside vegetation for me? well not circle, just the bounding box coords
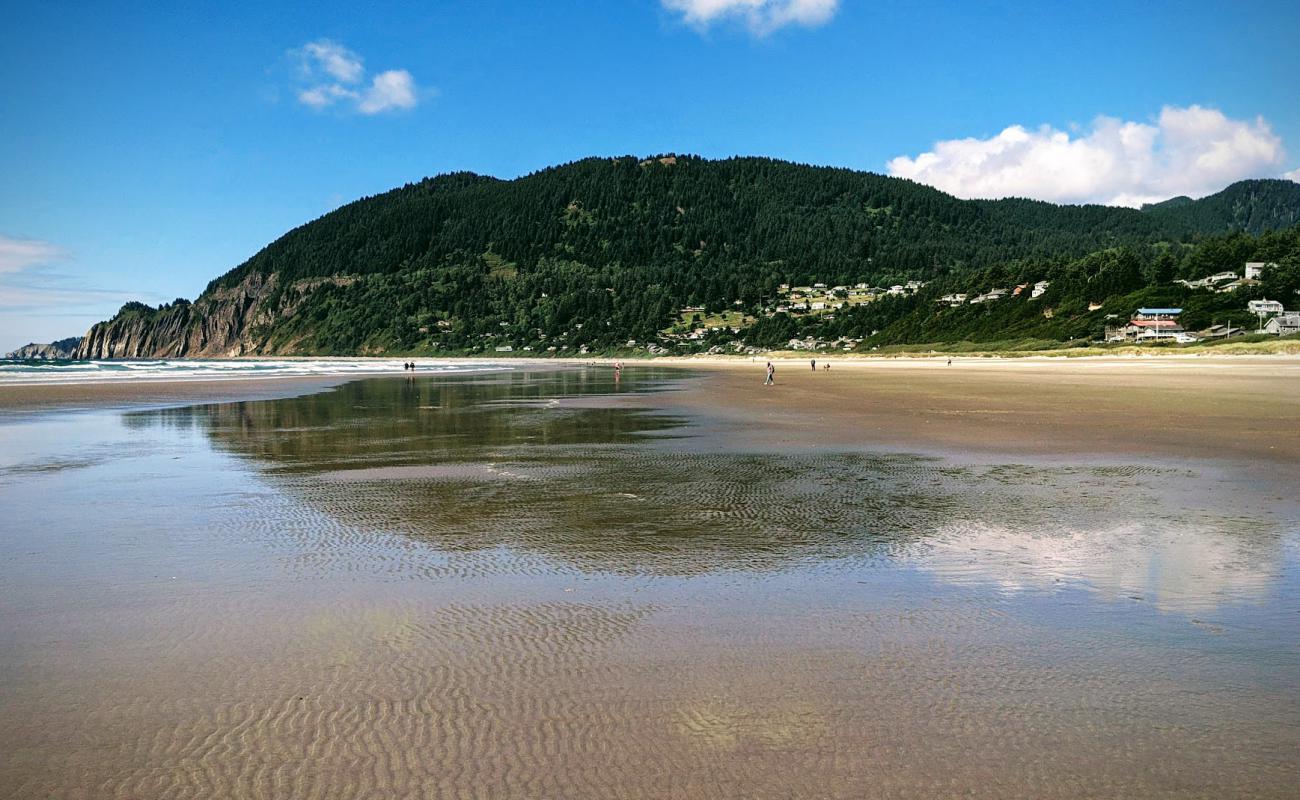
[79,156,1300,356]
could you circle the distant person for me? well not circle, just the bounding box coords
[810,359,816,371]
[947,358,952,367]
[764,362,775,385]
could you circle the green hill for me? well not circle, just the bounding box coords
[74,156,1300,357]
[1141,179,1300,234]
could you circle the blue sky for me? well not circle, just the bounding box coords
[2,0,1299,351]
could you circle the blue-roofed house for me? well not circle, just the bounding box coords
[1134,308,1182,321]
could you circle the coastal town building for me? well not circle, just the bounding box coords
[1218,278,1259,293]
[1107,308,1185,342]
[1263,312,1300,336]
[1201,323,1246,339]
[969,288,1008,304]
[1133,307,1182,321]
[1248,299,1284,316]
[1244,262,1276,280]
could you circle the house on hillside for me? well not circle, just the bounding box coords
[1110,308,1185,342]
[1030,280,1051,298]
[1130,319,1185,340]
[1218,278,1260,293]
[969,288,1008,304]
[1244,262,1276,280]
[1133,307,1182,321]
[1248,299,1284,316]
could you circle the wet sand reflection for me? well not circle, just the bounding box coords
[1,368,1297,798]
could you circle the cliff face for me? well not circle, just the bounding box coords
[74,272,295,359]
[5,337,81,359]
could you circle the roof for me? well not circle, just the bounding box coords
[1137,308,1182,315]
[1128,319,1182,329]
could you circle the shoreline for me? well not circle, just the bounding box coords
[3,356,1298,472]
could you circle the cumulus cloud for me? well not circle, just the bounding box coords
[1285,167,1300,183]
[0,234,65,274]
[663,0,839,34]
[291,39,423,115]
[357,70,418,114]
[301,40,364,83]
[887,105,1288,207]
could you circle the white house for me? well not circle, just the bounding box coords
[1030,280,1051,298]
[1248,299,1284,316]
[1244,262,1276,280]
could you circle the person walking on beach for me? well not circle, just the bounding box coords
[810,359,816,371]
[764,362,775,385]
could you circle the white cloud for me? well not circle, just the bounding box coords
[300,40,364,84]
[887,105,1287,207]
[291,39,422,115]
[358,70,418,114]
[1285,167,1300,182]
[0,235,65,274]
[664,0,839,35]
[297,83,357,109]
[0,234,176,351]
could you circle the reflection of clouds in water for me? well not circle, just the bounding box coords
[916,520,1286,614]
[135,373,1297,614]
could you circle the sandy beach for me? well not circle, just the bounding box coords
[7,355,1298,465]
[657,355,1300,466]
[2,358,1298,799]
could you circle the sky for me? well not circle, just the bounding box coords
[2,0,1299,351]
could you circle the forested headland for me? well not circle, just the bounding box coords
[75,156,1300,358]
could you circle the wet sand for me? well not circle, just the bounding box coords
[0,374,357,418]
[643,356,1300,467]
[1,362,1298,799]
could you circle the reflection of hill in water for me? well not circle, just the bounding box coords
[132,370,1292,609]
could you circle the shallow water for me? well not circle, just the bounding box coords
[1,368,1297,799]
[0,357,501,384]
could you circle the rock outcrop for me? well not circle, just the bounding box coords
[73,273,351,359]
[5,337,81,359]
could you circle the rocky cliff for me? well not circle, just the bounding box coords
[5,337,81,359]
[73,273,351,359]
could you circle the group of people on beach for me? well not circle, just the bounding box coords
[402,362,416,371]
[765,358,832,385]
